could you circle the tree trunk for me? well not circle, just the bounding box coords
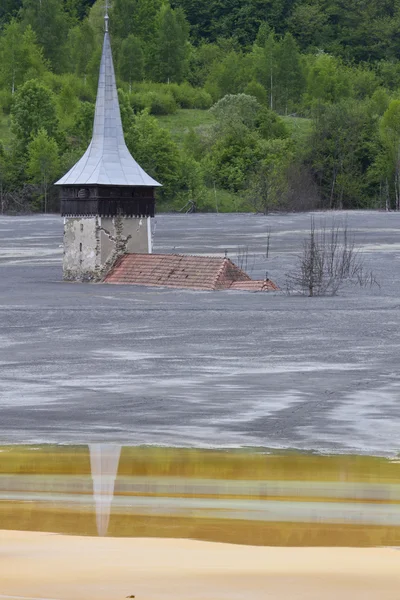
[308,217,315,297]
[396,149,400,210]
[270,69,273,110]
[385,178,390,212]
[43,176,47,214]
[330,170,337,209]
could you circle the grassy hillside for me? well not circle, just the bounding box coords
[283,115,313,144]
[155,108,216,146]
[155,109,312,147]
[0,108,311,151]
[0,108,312,214]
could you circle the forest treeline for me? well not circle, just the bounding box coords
[2,0,400,212]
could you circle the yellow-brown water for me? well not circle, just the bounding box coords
[1,446,399,546]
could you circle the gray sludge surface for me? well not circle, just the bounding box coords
[0,211,399,456]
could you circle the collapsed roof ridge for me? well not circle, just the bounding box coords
[103,253,279,292]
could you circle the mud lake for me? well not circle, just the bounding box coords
[0,211,399,455]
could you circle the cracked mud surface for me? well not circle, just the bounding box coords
[0,211,399,455]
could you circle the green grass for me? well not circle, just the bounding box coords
[155,110,313,148]
[282,115,313,144]
[0,108,312,151]
[155,108,215,146]
[203,187,250,213]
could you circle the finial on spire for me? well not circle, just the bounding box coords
[104,0,110,32]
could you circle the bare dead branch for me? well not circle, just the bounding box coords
[285,218,379,296]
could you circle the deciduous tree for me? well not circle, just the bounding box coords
[21,0,69,72]
[0,20,46,96]
[111,0,162,42]
[11,79,59,147]
[153,5,190,83]
[27,128,60,212]
[68,19,96,83]
[118,35,144,91]
[125,110,181,200]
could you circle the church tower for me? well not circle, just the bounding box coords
[55,12,161,281]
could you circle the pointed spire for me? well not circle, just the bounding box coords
[104,0,109,33]
[55,13,160,188]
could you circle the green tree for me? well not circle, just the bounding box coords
[274,33,305,114]
[153,5,190,83]
[118,35,144,91]
[253,32,278,110]
[187,42,223,87]
[125,110,181,201]
[351,65,380,100]
[321,0,394,62]
[205,50,251,101]
[310,99,377,209]
[305,53,351,106]
[171,0,292,44]
[175,155,206,211]
[183,128,206,162]
[0,142,6,212]
[288,1,329,50]
[255,21,271,47]
[20,0,69,72]
[111,0,162,42]
[56,74,81,132]
[246,138,293,213]
[213,0,289,45]
[377,60,400,91]
[11,79,59,147]
[63,0,96,21]
[71,101,95,148]
[256,106,289,139]
[0,0,22,25]
[206,129,267,191]
[375,100,400,210]
[118,89,135,132]
[0,20,46,96]
[27,128,60,212]
[244,80,268,105]
[210,93,262,133]
[88,0,107,44]
[68,19,96,83]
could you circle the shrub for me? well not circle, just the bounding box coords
[192,89,213,109]
[169,82,196,108]
[130,91,177,115]
[147,91,178,115]
[257,107,289,139]
[244,81,268,105]
[130,93,148,113]
[0,90,12,114]
[210,94,262,130]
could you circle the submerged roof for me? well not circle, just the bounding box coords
[55,20,160,188]
[104,254,279,292]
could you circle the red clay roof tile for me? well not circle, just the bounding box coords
[104,254,278,292]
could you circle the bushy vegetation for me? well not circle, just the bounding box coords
[2,0,400,212]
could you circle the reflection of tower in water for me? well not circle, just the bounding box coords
[89,444,121,536]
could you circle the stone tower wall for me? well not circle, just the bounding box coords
[63,216,151,281]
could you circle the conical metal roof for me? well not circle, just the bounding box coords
[55,23,161,188]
